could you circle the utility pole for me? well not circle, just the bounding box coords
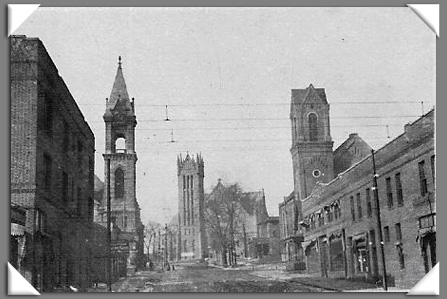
[165,223,168,268]
[106,156,112,292]
[158,229,161,264]
[371,149,388,291]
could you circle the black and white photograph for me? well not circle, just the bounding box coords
[9,6,436,293]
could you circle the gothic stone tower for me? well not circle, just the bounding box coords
[177,153,207,260]
[102,57,144,274]
[290,84,334,203]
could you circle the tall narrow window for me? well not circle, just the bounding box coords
[356,193,362,219]
[395,223,404,269]
[384,226,390,243]
[123,216,128,229]
[115,168,124,198]
[183,175,186,226]
[386,177,393,208]
[419,161,428,196]
[309,113,318,141]
[350,196,355,221]
[334,203,341,219]
[318,213,324,226]
[35,209,46,232]
[395,223,402,241]
[395,173,403,206]
[183,190,186,226]
[44,154,52,191]
[191,189,194,224]
[187,186,190,226]
[366,188,372,218]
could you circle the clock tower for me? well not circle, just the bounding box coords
[290,84,334,201]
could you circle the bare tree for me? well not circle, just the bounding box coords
[205,182,246,266]
[143,221,161,267]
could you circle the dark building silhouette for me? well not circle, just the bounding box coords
[10,35,95,291]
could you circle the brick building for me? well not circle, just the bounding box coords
[300,109,435,288]
[177,153,208,260]
[282,84,435,288]
[95,57,145,275]
[278,192,302,267]
[10,35,95,291]
[252,216,280,261]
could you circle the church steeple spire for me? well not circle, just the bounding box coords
[106,56,133,113]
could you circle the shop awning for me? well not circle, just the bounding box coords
[416,226,436,254]
[416,226,436,242]
[10,223,25,236]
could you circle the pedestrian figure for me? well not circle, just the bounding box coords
[172,265,175,271]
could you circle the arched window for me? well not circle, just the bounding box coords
[115,137,126,153]
[309,113,318,141]
[115,168,124,198]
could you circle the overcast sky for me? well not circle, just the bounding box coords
[14,7,436,225]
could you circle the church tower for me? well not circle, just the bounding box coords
[290,84,334,202]
[102,56,144,273]
[177,153,207,260]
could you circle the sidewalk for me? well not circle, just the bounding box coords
[249,266,410,292]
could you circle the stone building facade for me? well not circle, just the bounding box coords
[205,179,270,265]
[95,57,145,274]
[10,35,95,291]
[177,153,207,260]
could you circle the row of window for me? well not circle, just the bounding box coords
[292,113,319,143]
[182,175,195,226]
[42,93,88,168]
[383,223,402,243]
[304,156,435,231]
[384,223,405,269]
[44,152,94,221]
[182,239,195,253]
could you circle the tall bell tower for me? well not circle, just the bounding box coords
[177,153,207,260]
[290,84,334,201]
[102,56,144,274]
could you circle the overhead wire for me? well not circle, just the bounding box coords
[77,100,425,107]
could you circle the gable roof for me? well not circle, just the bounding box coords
[291,83,328,109]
